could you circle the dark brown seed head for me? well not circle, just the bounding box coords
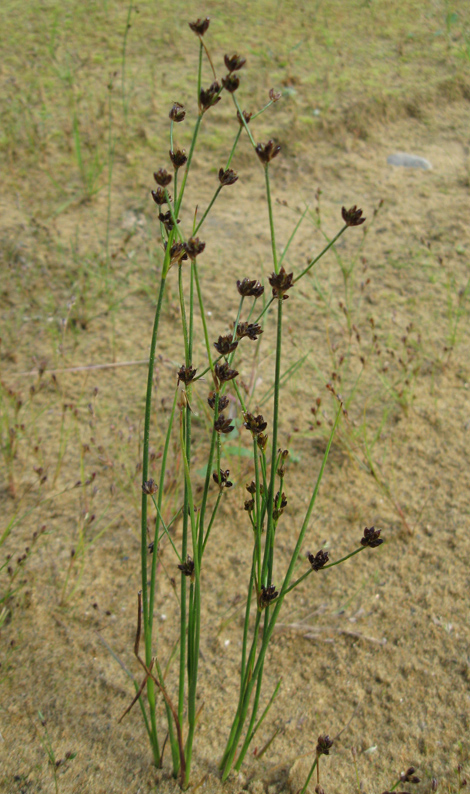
[178,555,195,579]
[255,139,281,164]
[236,277,264,298]
[177,365,197,385]
[244,498,254,512]
[159,211,179,232]
[360,526,383,548]
[273,491,287,520]
[169,102,186,122]
[218,167,239,186]
[246,481,256,495]
[316,734,333,756]
[224,53,246,72]
[214,334,238,356]
[169,149,188,169]
[214,414,234,434]
[236,322,263,341]
[257,433,268,452]
[200,81,221,111]
[154,168,172,187]
[213,469,233,489]
[269,266,294,299]
[142,479,158,495]
[164,241,188,265]
[342,205,366,227]
[259,583,278,609]
[307,549,330,571]
[183,237,205,260]
[237,109,252,126]
[208,392,230,411]
[214,362,239,384]
[189,17,210,36]
[151,187,167,205]
[222,74,240,93]
[401,768,420,785]
[244,412,267,436]
[269,88,282,102]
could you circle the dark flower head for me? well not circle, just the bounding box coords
[159,211,179,232]
[214,361,239,385]
[244,412,267,436]
[401,768,420,785]
[257,433,268,452]
[246,480,264,495]
[269,88,282,102]
[177,364,197,385]
[151,187,167,205]
[259,583,278,609]
[153,168,172,187]
[255,139,281,164]
[237,109,252,126]
[236,322,263,341]
[169,149,188,169]
[189,17,210,36]
[342,205,366,227]
[360,526,383,548]
[178,555,195,579]
[236,277,264,298]
[269,266,294,299]
[224,53,246,72]
[219,167,239,186]
[200,81,221,112]
[214,334,238,356]
[244,498,254,512]
[183,237,205,260]
[142,479,158,495]
[169,102,186,122]
[273,491,287,520]
[208,392,229,411]
[222,74,240,93]
[213,469,233,489]
[164,241,188,265]
[307,549,329,571]
[316,735,333,756]
[214,414,234,434]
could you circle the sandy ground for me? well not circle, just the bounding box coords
[1,94,470,794]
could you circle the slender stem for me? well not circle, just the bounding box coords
[202,490,223,554]
[233,94,257,149]
[299,756,318,794]
[283,546,367,597]
[222,408,341,780]
[194,186,222,234]
[176,114,203,215]
[278,206,309,269]
[265,165,278,274]
[140,265,170,768]
[296,225,348,281]
[149,386,179,631]
[261,298,283,586]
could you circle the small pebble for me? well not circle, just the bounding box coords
[387,152,432,170]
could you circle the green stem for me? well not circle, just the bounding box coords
[194,186,222,234]
[283,546,367,597]
[176,114,203,215]
[299,756,318,794]
[296,226,348,281]
[265,165,278,274]
[141,266,170,768]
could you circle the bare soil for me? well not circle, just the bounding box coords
[1,97,470,794]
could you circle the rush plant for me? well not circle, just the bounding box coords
[119,17,385,788]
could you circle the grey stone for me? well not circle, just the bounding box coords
[387,152,432,170]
